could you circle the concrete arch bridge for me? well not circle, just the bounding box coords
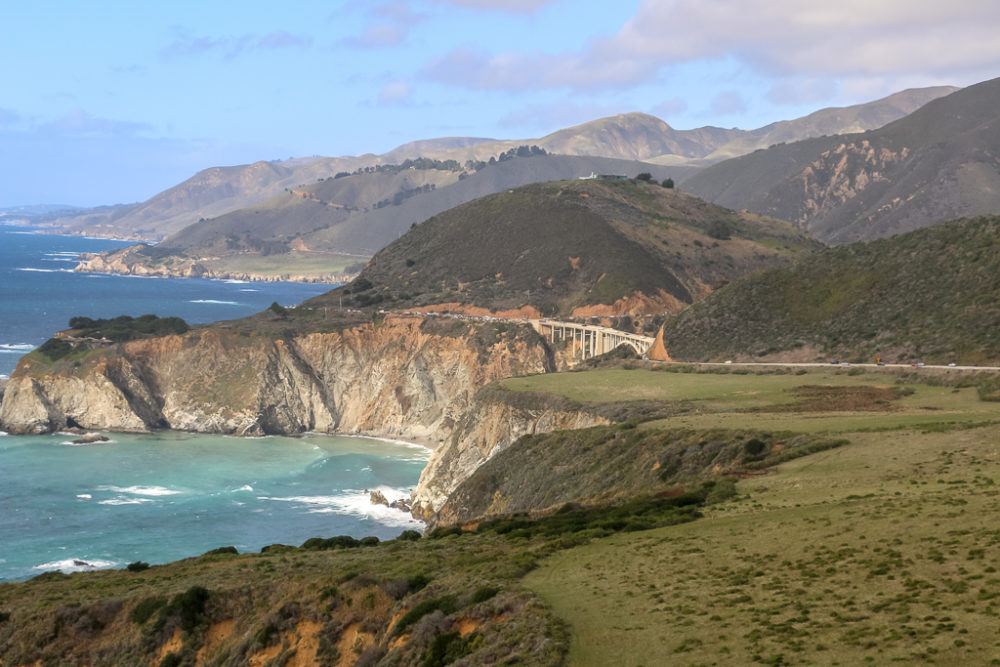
[531,320,655,360]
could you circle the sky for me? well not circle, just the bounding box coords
[2,0,998,207]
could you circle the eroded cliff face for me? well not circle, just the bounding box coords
[0,316,551,441]
[410,398,609,520]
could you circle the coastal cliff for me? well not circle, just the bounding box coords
[0,315,552,439]
[0,314,607,519]
[410,392,609,520]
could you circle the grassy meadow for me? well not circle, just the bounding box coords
[507,364,1000,665]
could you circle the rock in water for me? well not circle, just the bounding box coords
[73,432,109,444]
[370,489,389,506]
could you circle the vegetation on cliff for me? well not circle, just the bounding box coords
[659,215,1000,364]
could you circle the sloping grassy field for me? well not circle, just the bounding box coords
[517,366,1000,665]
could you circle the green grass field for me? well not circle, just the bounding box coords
[515,365,1000,665]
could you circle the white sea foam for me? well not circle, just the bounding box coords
[76,494,92,500]
[224,279,248,283]
[240,288,259,292]
[233,484,254,492]
[0,343,35,353]
[98,497,155,505]
[16,267,74,273]
[58,439,115,447]
[33,558,119,573]
[96,485,180,496]
[189,299,240,305]
[257,487,422,528]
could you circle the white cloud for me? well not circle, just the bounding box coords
[422,0,1000,94]
[379,80,413,104]
[432,0,560,13]
[161,28,312,60]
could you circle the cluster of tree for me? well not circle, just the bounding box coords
[462,145,549,172]
[373,183,437,209]
[333,158,465,179]
[67,314,190,342]
[636,173,674,188]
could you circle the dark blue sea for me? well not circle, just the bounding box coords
[0,225,427,582]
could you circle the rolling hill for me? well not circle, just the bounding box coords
[658,215,1000,364]
[684,78,1000,243]
[76,155,701,281]
[316,178,820,317]
[51,85,953,249]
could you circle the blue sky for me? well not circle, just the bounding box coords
[2,0,998,207]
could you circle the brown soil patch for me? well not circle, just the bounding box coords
[571,289,687,318]
[248,642,282,667]
[156,629,183,663]
[779,385,902,412]
[456,617,482,636]
[334,622,373,667]
[285,620,322,667]
[413,302,543,319]
[568,256,581,270]
[196,619,234,665]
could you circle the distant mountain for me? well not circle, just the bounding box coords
[383,88,955,167]
[55,156,378,241]
[77,155,701,282]
[659,215,1000,364]
[52,85,955,248]
[317,178,820,318]
[684,79,999,243]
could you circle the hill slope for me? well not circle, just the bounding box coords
[684,78,1000,243]
[321,178,820,317]
[659,215,1000,364]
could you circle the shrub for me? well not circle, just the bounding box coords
[359,536,380,547]
[126,561,150,572]
[397,529,422,541]
[393,596,457,636]
[201,546,238,557]
[157,586,209,633]
[469,586,500,605]
[131,596,166,625]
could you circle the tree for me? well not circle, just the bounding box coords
[636,172,653,181]
[662,177,675,189]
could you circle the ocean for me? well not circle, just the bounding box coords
[0,225,336,377]
[0,225,427,582]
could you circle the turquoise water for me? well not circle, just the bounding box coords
[0,225,429,582]
[0,431,427,582]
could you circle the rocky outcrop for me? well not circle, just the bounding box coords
[0,316,555,442]
[410,397,609,520]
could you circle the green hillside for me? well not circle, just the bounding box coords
[323,178,819,316]
[659,215,1000,364]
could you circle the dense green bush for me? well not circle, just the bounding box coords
[393,596,458,636]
